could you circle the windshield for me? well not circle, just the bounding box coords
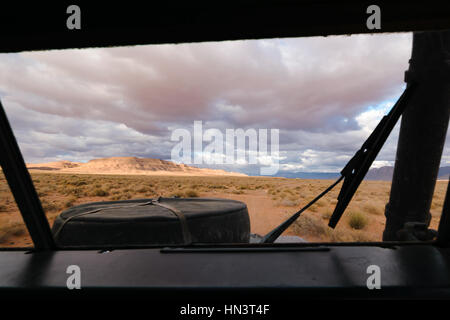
[0,32,448,248]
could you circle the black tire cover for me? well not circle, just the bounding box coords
[51,197,250,248]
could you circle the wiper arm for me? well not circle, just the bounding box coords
[260,83,417,243]
[260,176,343,243]
[328,82,417,228]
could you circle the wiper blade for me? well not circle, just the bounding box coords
[260,83,417,243]
[328,82,417,228]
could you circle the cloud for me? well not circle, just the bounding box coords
[0,33,411,129]
[1,31,442,175]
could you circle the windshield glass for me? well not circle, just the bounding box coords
[0,32,448,247]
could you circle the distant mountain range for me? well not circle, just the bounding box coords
[26,158,449,181]
[277,166,450,181]
[365,166,450,181]
[276,171,341,180]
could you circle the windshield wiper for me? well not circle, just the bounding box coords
[261,82,418,243]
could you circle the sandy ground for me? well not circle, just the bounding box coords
[198,190,298,236]
[0,173,447,247]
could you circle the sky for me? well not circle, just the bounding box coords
[0,32,448,176]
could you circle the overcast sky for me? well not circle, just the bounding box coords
[0,32,448,176]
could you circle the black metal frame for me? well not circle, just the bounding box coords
[0,100,55,250]
[0,3,450,305]
[0,1,448,252]
[3,2,450,53]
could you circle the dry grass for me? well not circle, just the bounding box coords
[348,211,369,230]
[185,189,200,197]
[0,171,447,246]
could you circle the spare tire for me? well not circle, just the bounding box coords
[51,197,250,248]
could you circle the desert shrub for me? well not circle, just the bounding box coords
[348,212,368,230]
[315,199,327,207]
[292,215,327,237]
[351,231,374,242]
[121,192,132,200]
[170,191,185,198]
[321,211,332,219]
[324,228,357,242]
[103,184,114,191]
[65,187,86,198]
[110,189,121,195]
[209,185,227,189]
[11,225,26,237]
[41,200,60,212]
[68,180,87,186]
[136,186,150,193]
[37,189,48,197]
[363,203,382,215]
[65,197,77,208]
[279,199,298,207]
[185,190,199,197]
[431,201,441,210]
[279,192,288,199]
[93,189,109,197]
[0,222,27,243]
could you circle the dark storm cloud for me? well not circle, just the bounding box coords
[1,34,411,131]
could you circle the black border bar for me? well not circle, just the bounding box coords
[2,1,450,53]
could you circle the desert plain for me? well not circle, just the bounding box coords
[0,157,447,247]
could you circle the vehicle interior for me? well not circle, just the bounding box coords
[0,1,450,305]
